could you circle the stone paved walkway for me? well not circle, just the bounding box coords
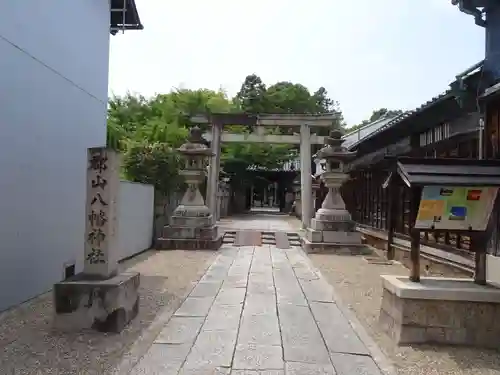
[129,241,385,374]
[218,214,299,232]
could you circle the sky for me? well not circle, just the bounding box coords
[108,0,485,126]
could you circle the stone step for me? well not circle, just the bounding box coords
[222,231,236,244]
[287,232,301,247]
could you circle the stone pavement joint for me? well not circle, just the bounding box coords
[129,216,386,375]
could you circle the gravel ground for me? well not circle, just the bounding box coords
[310,253,500,375]
[0,250,215,375]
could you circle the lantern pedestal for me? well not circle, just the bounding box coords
[302,185,366,254]
[158,127,222,251]
[159,209,223,250]
[302,130,368,255]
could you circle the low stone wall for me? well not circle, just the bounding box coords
[379,287,500,348]
[361,232,388,252]
[154,192,182,246]
[359,227,473,278]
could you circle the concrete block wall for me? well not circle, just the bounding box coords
[118,181,155,260]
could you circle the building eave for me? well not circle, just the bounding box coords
[110,0,143,35]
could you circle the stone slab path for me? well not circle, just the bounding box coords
[218,214,298,233]
[129,243,385,375]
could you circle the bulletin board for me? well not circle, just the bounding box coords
[414,186,498,231]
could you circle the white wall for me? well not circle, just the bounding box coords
[118,182,155,260]
[0,1,110,311]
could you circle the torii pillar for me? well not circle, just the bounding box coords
[300,123,312,228]
[207,121,222,221]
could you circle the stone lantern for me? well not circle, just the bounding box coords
[159,127,223,250]
[302,129,365,253]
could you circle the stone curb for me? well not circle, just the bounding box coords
[298,248,398,375]
[110,259,213,375]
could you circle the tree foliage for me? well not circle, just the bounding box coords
[107,89,233,194]
[107,74,346,193]
[235,74,268,114]
[122,141,184,193]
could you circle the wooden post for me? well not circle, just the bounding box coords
[409,186,422,282]
[474,232,488,285]
[386,181,396,260]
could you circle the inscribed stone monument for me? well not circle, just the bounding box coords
[53,148,140,333]
[84,148,119,277]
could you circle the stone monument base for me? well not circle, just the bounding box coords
[379,275,500,348]
[53,272,140,333]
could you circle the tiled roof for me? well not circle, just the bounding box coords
[348,60,486,151]
[347,90,454,151]
[342,114,401,149]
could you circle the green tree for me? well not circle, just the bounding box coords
[107,78,348,193]
[266,82,314,114]
[348,108,403,132]
[312,87,334,113]
[235,74,268,114]
[122,141,184,194]
[107,89,235,194]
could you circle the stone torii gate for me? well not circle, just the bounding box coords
[191,113,338,228]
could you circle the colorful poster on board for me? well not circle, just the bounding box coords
[414,186,498,231]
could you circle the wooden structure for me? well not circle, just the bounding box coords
[342,61,500,273]
[357,2,500,348]
[382,157,500,284]
[378,156,500,348]
[110,0,143,34]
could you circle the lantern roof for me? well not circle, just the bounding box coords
[317,130,357,161]
[177,127,213,156]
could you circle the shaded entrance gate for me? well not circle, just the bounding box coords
[193,113,338,228]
